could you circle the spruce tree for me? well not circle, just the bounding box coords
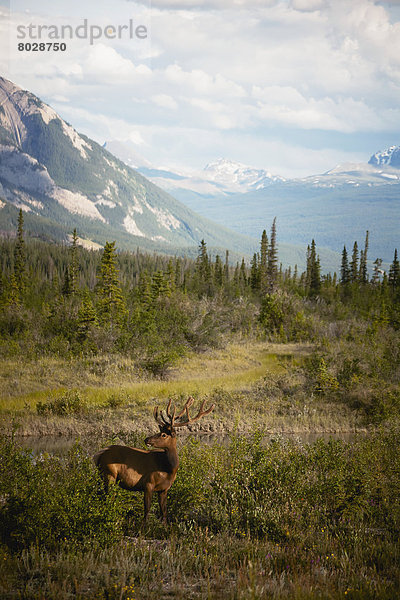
[224,250,230,284]
[359,230,369,284]
[340,246,350,285]
[307,239,321,296]
[389,249,400,290]
[97,241,127,325]
[214,255,223,287]
[239,258,247,289]
[77,291,98,339]
[350,241,359,283]
[250,253,260,290]
[372,258,383,285]
[62,230,79,296]
[14,209,26,297]
[267,217,278,293]
[260,229,268,293]
[196,239,211,293]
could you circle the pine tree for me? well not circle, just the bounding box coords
[239,258,247,289]
[340,246,350,285]
[14,209,26,297]
[389,249,400,290]
[151,270,170,300]
[267,217,278,293]
[259,230,268,293]
[372,258,383,285]
[77,291,98,339]
[350,241,359,283]
[250,253,260,290]
[196,239,211,293]
[214,255,223,287]
[307,239,321,296]
[224,250,230,284]
[97,241,127,325]
[359,230,369,284]
[62,230,79,296]
[166,260,175,295]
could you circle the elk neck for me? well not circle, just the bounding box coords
[160,440,179,473]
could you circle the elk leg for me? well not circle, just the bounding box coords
[158,489,168,523]
[143,484,154,524]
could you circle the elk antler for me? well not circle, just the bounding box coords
[153,397,214,428]
[173,397,215,428]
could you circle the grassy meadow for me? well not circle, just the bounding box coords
[1,230,400,598]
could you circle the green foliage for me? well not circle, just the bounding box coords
[305,354,340,396]
[0,436,126,550]
[96,241,127,326]
[169,425,400,543]
[259,294,284,333]
[36,390,86,415]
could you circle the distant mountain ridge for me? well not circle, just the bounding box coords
[0,76,258,257]
[369,145,400,168]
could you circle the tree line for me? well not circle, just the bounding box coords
[0,210,399,373]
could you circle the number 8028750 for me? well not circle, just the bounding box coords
[18,42,66,51]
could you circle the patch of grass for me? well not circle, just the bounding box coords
[0,342,311,413]
[0,425,399,599]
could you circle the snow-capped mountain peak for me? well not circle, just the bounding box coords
[203,158,285,191]
[369,145,400,168]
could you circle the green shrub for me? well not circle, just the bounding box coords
[0,436,126,550]
[36,390,86,415]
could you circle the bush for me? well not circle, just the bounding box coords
[169,426,400,542]
[36,390,86,415]
[0,436,126,550]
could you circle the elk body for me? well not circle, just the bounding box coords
[93,397,214,524]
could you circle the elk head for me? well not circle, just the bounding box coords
[146,396,214,446]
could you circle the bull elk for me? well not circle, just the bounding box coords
[93,396,214,524]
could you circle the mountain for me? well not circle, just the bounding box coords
[104,142,285,197]
[202,158,285,192]
[0,77,258,258]
[369,145,400,168]
[139,149,398,265]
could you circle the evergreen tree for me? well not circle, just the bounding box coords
[224,250,230,284]
[307,239,321,296]
[267,217,278,293]
[250,253,260,290]
[14,209,26,297]
[389,249,400,290]
[359,230,369,284]
[340,246,350,285]
[166,260,175,295]
[62,230,79,296]
[239,258,247,289]
[372,258,383,285]
[350,241,359,283]
[97,241,127,325]
[77,291,98,339]
[138,270,152,307]
[196,239,211,294]
[259,229,268,293]
[214,255,223,287]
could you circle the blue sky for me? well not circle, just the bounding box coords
[1,0,400,177]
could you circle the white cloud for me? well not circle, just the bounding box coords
[151,93,178,109]
[290,0,325,11]
[3,0,400,176]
